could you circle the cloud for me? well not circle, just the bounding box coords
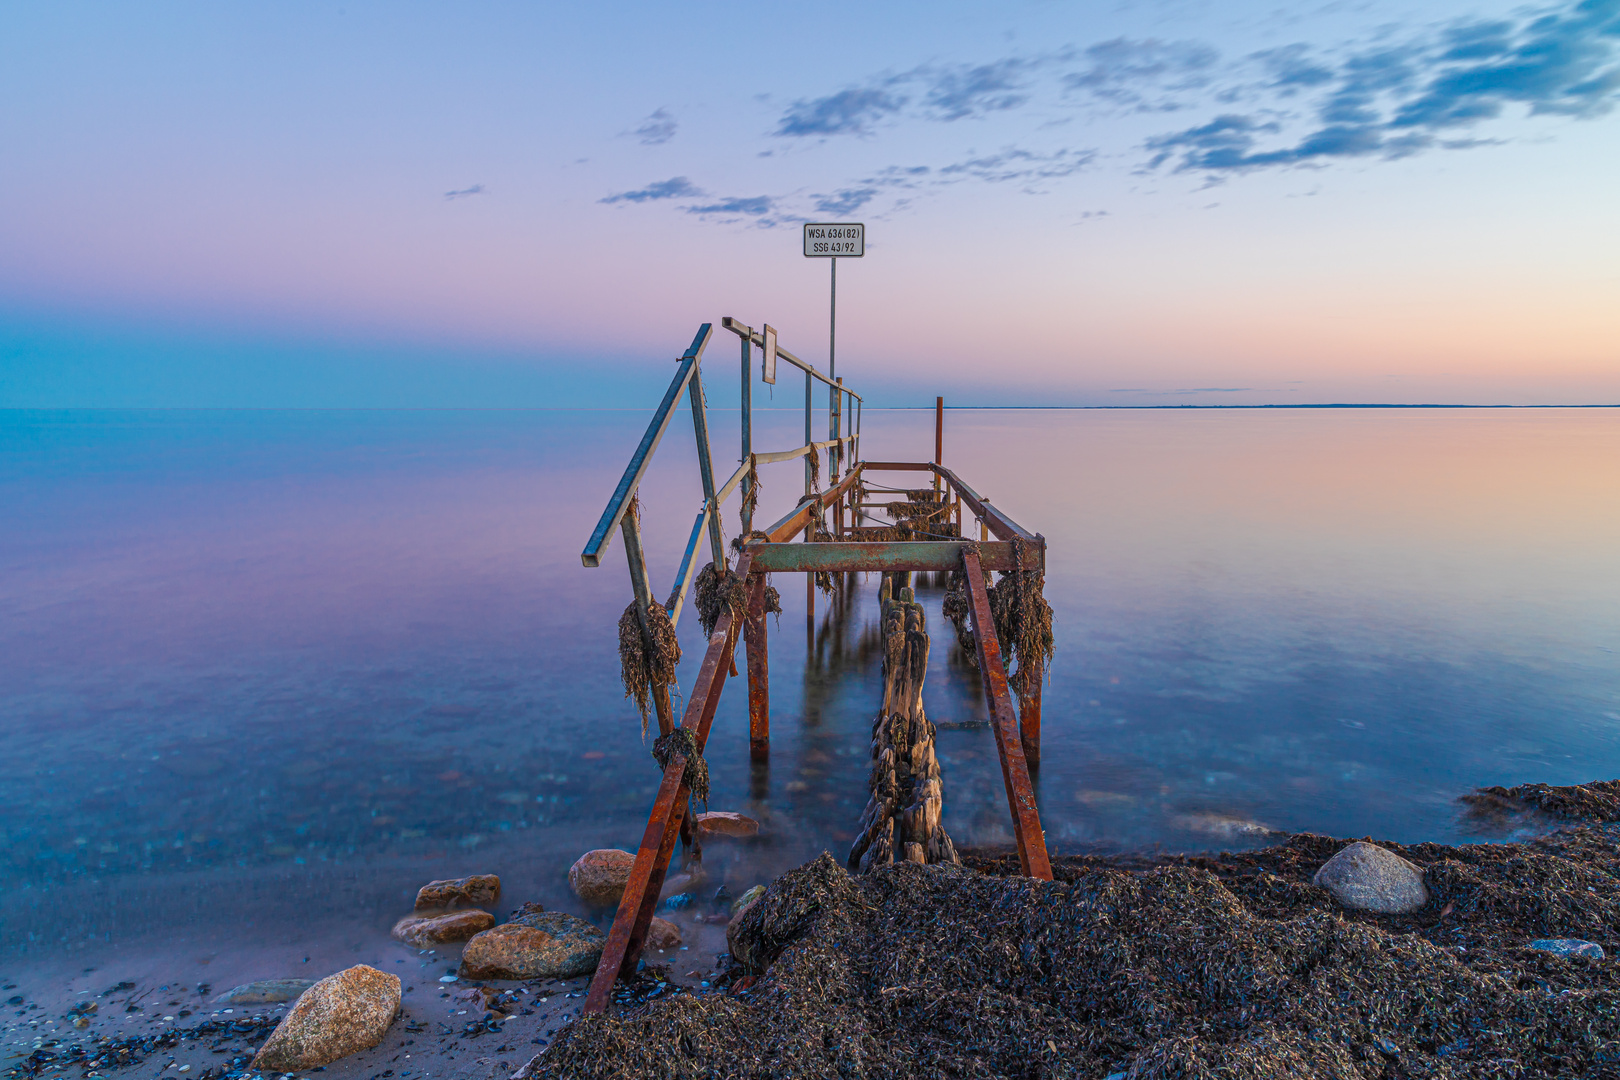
[775,87,907,136]
[813,187,880,215]
[685,195,775,216]
[634,109,677,145]
[1064,38,1219,107]
[443,185,485,200]
[923,59,1035,119]
[1146,0,1620,174]
[938,146,1095,184]
[599,177,704,204]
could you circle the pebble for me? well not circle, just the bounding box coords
[694,811,760,839]
[568,850,636,907]
[392,909,494,948]
[252,965,401,1071]
[646,916,682,951]
[212,980,316,1005]
[1529,938,1605,959]
[662,893,693,911]
[415,874,501,911]
[1312,841,1429,914]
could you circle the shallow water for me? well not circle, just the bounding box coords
[3,406,1618,969]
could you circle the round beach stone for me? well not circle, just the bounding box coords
[459,913,605,980]
[1312,841,1429,914]
[391,909,494,948]
[569,849,636,907]
[646,916,682,951]
[1529,938,1605,959]
[251,965,400,1071]
[415,874,500,911]
[212,979,314,1005]
[695,811,760,839]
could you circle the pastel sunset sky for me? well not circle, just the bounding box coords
[2,0,1616,407]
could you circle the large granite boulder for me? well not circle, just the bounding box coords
[459,912,605,980]
[251,965,400,1071]
[1313,841,1429,914]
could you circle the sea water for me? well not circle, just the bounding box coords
[3,407,1617,971]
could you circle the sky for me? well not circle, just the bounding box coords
[1,0,1617,407]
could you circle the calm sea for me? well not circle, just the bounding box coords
[3,407,1618,971]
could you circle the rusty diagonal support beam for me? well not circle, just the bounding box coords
[584,551,762,1015]
[961,546,1053,881]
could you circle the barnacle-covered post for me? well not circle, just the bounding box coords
[849,578,959,872]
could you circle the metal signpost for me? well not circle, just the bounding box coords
[803,222,863,478]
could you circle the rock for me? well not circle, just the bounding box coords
[459,913,605,980]
[251,966,400,1071]
[646,916,682,950]
[694,812,760,839]
[212,979,315,1005]
[660,864,706,901]
[662,892,693,911]
[1312,842,1429,914]
[415,874,500,911]
[1529,938,1605,959]
[568,850,636,907]
[391,909,494,948]
[731,884,766,916]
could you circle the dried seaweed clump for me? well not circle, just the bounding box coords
[616,599,681,736]
[693,560,747,637]
[1463,778,1620,823]
[739,456,760,530]
[986,535,1053,703]
[527,807,1620,1080]
[940,566,977,663]
[806,442,821,491]
[650,726,709,804]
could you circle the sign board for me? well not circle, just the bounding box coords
[761,324,778,385]
[803,222,864,257]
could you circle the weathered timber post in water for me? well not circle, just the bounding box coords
[579,318,1055,1013]
[849,580,959,871]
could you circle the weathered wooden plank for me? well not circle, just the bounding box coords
[583,553,758,1014]
[961,547,1053,881]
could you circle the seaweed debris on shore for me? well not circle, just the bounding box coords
[530,778,1620,1079]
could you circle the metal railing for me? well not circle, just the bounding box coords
[580,320,863,630]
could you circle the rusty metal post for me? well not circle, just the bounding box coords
[740,323,753,534]
[1021,680,1043,768]
[689,369,726,567]
[933,396,944,493]
[745,571,770,759]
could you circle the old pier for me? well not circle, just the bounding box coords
[578,320,1053,1013]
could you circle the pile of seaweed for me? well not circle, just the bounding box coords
[532,779,1620,1079]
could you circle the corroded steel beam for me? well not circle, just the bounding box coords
[961,546,1053,881]
[583,553,759,1015]
[747,540,1028,574]
[760,466,864,543]
[935,466,1038,543]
